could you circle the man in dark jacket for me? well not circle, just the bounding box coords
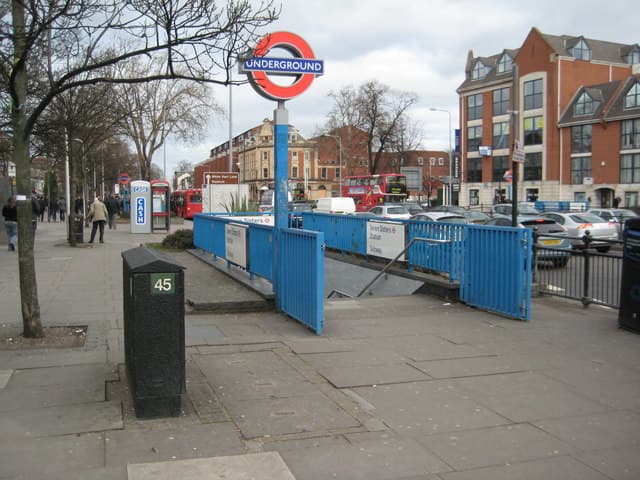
[105,194,120,229]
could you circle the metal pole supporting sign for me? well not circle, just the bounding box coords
[242,31,323,308]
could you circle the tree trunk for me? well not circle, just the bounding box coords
[12,0,43,338]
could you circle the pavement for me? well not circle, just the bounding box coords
[1,219,640,480]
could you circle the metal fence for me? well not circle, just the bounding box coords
[534,234,623,308]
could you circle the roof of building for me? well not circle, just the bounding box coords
[458,27,640,93]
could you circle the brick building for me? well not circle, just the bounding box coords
[457,27,640,208]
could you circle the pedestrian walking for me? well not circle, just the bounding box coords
[2,195,17,252]
[106,194,120,230]
[48,198,58,222]
[58,197,66,222]
[87,195,108,244]
[38,195,46,222]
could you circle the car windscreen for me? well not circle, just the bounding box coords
[387,207,409,214]
[521,219,565,234]
[570,213,606,223]
[439,216,467,224]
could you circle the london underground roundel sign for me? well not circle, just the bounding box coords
[242,31,323,101]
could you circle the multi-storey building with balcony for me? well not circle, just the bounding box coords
[457,27,640,208]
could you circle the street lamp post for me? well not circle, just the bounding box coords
[429,108,453,205]
[322,134,343,192]
[72,138,87,217]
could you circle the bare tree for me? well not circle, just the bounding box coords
[115,57,221,180]
[327,80,418,174]
[1,0,278,337]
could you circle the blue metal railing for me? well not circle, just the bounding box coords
[300,212,367,254]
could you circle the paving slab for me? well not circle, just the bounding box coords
[411,354,529,379]
[532,410,640,451]
[0,400,122,437]
[0,369,12,389]
[452,371,611,422]
[225,391,361,439]
[352,380,510,436]
[3,363,113,388]
[574,445,640,480]
[417,423,573,470]
[0,433,105,478]
[194,350,318,401]
[364,334,489,362]
[312,362,430,388]
[6,466,127,480]
[280,436,451,480]
[438,455,611,480]
[127,451,295,480]
[105,422,246,466]
[0,379,105,411]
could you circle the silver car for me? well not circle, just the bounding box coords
[541,212,618,252]
[587,208,638,238]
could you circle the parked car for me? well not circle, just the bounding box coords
[485,215,572,267]
[541,212,618,252]
[427,205,490,224]
[368,204,412,220]
[314,197,356,214]
[403,201,426,215]
[412,211,468,224]
[587,208,639,238]
[491,202,541,216]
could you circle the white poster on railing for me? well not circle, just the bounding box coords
[225,223,248,268]
[366,220,406,261]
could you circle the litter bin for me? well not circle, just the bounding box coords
[619,217,640,333]
[122,246,185,418]
[71,214,84,243]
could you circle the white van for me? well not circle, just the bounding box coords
[314,197,356,214]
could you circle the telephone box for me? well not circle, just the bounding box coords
[151,179,171,232]
[130,180,151,234]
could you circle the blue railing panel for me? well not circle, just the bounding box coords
[301,213,367,254]
[193,213,227,257]
[406,221,465,281]
[248,224,274,282]
[461,225,532,321]
[278,228,325,335]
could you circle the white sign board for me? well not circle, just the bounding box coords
[202,184,250,213]
[366,220,406,261]
[221,215,274,226]
[225,223,248,268]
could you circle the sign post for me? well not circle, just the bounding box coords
[242,31,322,308]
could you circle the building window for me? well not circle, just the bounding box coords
[575,92,596,116]
[523,79,543,110]
[262,151,269,161]
[492,155,509,182]
[320,167,328,179]
[429,157,436,166]
[571,125,592,153]
[496,54,512,74]
[570,39,592,61]
[621,119,640,149]
[525,188,539,202]
[471,61,488,80]
[571,156,592,184]
[624,83,640,109]
[469,189,480,206]
[467,126,482,152]
[523,116,543,145]
[524,152,542,181]
[467,158,482,182]
[467,93,483,121]
[304,151,310,161]
[262,167,269,178]
[493,121,510,149]
[417,157,424,165]
[438,157,444,166]
[621,153,640,183]
[493,87,510,116]
[335,168,341,180]
[626,48,640,65]
[292,166,298,178]
[292,151,298,160]
[625,191,638,207]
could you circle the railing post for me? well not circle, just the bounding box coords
[581,231,592,306]
[532,227,539,284]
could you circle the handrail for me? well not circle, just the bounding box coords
[356,237,450,297]
[327,289,353,299]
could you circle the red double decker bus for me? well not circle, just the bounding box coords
[170,188,202,219]
[341,173,408,212]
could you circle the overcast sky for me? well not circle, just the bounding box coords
[161,0,639,178]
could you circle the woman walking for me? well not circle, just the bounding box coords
[2,195,17,251]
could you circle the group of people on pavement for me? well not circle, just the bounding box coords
[3,191,122,251]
